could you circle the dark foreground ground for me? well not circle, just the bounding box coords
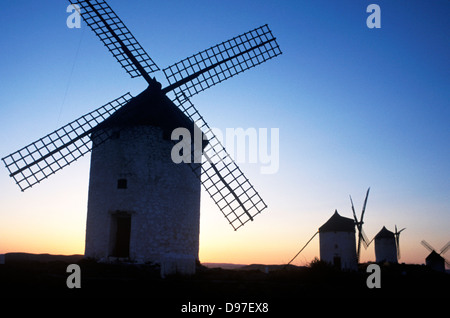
[1,253,448,309]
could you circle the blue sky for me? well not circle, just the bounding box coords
[0,0,449,265]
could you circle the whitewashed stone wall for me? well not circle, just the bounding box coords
[84,125,201,275]
[319,231,358,271]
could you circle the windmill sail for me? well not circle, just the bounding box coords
[162,24,282,99]
[2,93,132,191]
[441,241,450,254]
[172,93,267,230]
[360,227,370,248]
[4,0,282,232]
[421,240,435,253]
[69,0,159,82]
[350,187,370,262]
[160,26,282,229]
[394,225,406,260]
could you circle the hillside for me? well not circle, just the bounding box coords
[0,253,448,308]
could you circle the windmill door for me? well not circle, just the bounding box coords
[333,256,341,270]
[110,213,131,258]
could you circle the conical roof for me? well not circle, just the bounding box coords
[374,226,394,240]
[95,84,194,133]
[92,84,208,148]
[319,210,355,233]
[426,250,444,262]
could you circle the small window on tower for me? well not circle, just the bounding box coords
[117,178,127,189]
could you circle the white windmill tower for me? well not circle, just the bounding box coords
[1,0,282,275]
[84,87,205,273]
[374,225,405,263]
[318,210,358,271]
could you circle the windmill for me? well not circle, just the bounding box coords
[287,189,371,269]
[373,225,405,263]
[287,209,358,271]
[421,240,450,272]
[1,0,282,274]
[394,225,406,260]
[349,187,371,263]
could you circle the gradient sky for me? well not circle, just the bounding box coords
[0,0,448,267]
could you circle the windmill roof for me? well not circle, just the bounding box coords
[319,210,355,233]
[93,84,205,142]
[374,226,394,239]
[426,250,445,262]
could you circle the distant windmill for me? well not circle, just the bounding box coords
[1,0,282,274]
[374,225,405,263]
[319,210,357,270]
[287,209,357,271]
[287,188,371,269]
[350,187,371,263]
[421,240,450,272]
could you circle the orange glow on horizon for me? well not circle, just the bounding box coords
[0,231,437,268]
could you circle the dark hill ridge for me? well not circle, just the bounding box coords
[0,252,448,303]
[4,253,84,263]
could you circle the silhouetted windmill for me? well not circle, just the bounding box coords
[319,210,357,270]
[374,225,405,263]
[1,0,282,274]
[287,209,358,271]
[350,187,371,262]
[421,240,450,272]
[287,189,371,269]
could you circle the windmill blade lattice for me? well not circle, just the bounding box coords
[163,24,282,99]
[172,93,267,230]
[2,93,132,191]
[69,0,159,80]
